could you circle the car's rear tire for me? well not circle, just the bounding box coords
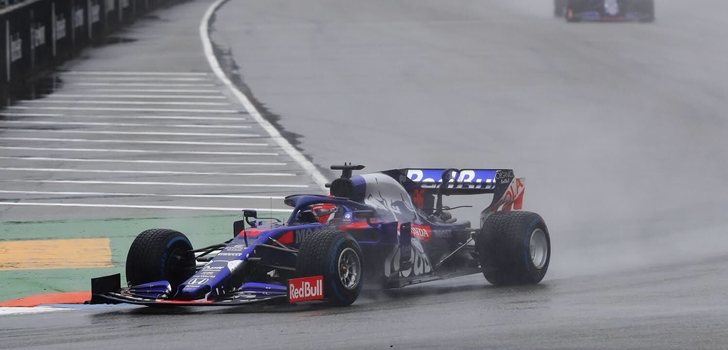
[296,229,363,306]
[477,211,551,285]
[125,229,196,290]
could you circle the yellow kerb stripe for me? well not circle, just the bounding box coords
[0,238,112,270]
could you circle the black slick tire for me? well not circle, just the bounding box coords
[477,211,551,285]
[296,229,363,306]
[125,229,196,290]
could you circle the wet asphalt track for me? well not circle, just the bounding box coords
[3,0,728,349]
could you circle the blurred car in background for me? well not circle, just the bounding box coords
[555,0,655,22]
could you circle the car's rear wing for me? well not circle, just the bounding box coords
[383,168,511,193]
[382,168,525,213]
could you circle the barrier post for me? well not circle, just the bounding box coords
[86,0,91,40]
[4,20,9,83]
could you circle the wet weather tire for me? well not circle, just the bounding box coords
[296,229,363,306]
[125,229,196,290]
[477,212,551,285]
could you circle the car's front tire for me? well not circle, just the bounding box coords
[477,211,551,285]
[125,229,196,290]
[296,229,364,306]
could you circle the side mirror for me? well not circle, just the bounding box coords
[244,209,258,227]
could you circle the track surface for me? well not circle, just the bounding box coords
[0,0,320,222]
[3,0,728,349]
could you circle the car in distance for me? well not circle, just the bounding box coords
[556,0,655,22]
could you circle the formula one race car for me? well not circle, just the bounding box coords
[91,164,551,307]
[555,0,655,22]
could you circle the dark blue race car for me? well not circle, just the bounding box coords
[91,164,551,307]
[555,0,655,22]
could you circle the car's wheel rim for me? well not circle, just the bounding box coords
[529,229,549,270]
[338,248,361,290]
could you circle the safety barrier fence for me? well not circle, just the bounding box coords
[0,0,180,105]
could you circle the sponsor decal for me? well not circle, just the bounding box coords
[32,25,46,48]
[288,276,324,303]
[90,3,101,23]
[55,17,66,40]
[228,244,246,252]
[411,224,432,241]
[499,178,525,212]
[73,8,85,28]
[384,240,432,278]
[406,169,497,189]
[187,278,209,286]
[198,264,224,277]
[10,35,22,62]
[495,169,515,184]
[215,252,241,257]
[195,264,225,278]
[293,227,324,244]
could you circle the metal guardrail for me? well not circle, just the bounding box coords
[0,0,177,105]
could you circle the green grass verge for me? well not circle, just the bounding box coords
[0,213,290,301]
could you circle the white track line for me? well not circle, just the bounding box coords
[0,146,279,156]
[0,112,63,117]
[72,82,216,87]
[2,179,308,188]
[64,77,210,82]
[2,114,245,121]
[64,71,209,76]
[1,120,252,129]
[0,156,286,166]
[0,167,295,177]
[7,106,239,113]
[0,307,67,315]
[25,100,230,106]
[0,190,286,200]
[51,94,226,99]
[202,1,328,192]
[0,202,291,212]
[92,89,220,93]
[1,130,257,138]
[0,137,266,147]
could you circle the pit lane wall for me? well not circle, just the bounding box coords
[0,0,182,105]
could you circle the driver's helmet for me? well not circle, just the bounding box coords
[310,203,337,224]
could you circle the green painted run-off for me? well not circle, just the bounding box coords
[0,213,287,302]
